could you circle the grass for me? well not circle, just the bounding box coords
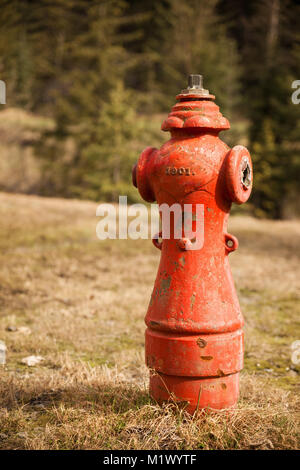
[0,192,299,450]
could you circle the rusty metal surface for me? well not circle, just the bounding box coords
[133,75,253,413]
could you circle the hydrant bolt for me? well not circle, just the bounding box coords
[133,74,253,413]
[182,74,209,96]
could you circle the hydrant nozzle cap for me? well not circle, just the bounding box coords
[181,74,210,96]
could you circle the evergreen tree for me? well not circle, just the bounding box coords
[155,0,242,118]
[35,0,147,200]
[245,0,300,218]
[74,80,142,201]
[0,0,33,108]
[219,0,300,218]
[0,0,298,216]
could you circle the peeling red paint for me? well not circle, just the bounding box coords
[133,76,253,413]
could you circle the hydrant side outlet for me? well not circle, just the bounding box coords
[133,75,253,413]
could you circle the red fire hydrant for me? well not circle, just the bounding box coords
[132,75,253,413]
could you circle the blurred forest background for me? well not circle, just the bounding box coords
[0,0,299,218]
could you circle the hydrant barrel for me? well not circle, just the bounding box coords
[133,75,253,413]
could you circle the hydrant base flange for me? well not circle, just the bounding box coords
[149,372,239,413]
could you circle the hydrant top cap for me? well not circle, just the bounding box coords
[161,74,230,131]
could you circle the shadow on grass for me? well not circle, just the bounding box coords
[4,381,153,415]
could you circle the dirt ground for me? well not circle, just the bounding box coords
[0,192,299,449]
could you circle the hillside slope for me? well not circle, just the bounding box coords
[0,192,299,449]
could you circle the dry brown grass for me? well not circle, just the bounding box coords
[0,192,299,450]
[0,109,53,194]
[0,360,298,450]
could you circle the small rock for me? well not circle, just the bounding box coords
[18,326,32,335]
[0,341,6,365]
[6,326,31,334]
[0,433,8,440]
[265,439,274,449]
[34,404,46,410]
[17,432,27,439]
[21,355,44,367]
[6,325,17,332]
[288,370,298,377]
[264,368,274,372]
